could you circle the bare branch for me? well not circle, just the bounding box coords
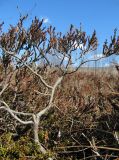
[67,55,106,74]
[37,76,63,118]
[2,48,53,89]
[0,101,33,125]
[0,84,8,96]
[26,64,53,89]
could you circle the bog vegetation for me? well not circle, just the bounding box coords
[0,15,119,160]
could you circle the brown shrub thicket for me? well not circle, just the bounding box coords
[0,66,119,159]
[0,16,119,159]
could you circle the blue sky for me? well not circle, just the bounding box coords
[0,0,119,66]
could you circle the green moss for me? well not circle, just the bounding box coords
[0,133,54,160]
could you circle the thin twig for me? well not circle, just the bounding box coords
[54,145,119,151]
[34,90,50,96]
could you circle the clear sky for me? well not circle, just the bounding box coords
[0,0,118,66]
